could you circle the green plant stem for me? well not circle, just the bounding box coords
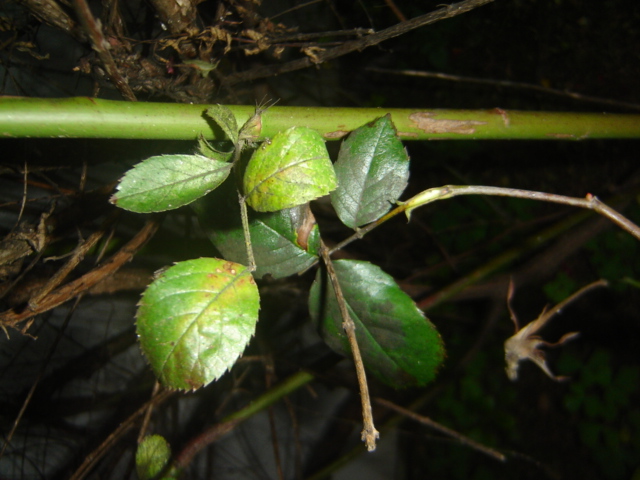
[238,191,256,272]
[2,97,640,140]
[332,186,640,257]
[327,187,639,310]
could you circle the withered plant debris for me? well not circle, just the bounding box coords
[504,278,608,381]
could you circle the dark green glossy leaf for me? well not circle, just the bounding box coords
[331,114,409,228]
[136,258,259,390]
[136,435,171,480]
[243,127,336,212]
[309,259,445,388]
[193,179,320,279]
[205,104,239,145]
[111,154,232,213]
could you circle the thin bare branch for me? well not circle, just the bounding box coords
[70,387,174,480]
[331,187,640,257]
[319,240,379,451]
[368,67,640,112]
[222,0,495,87]
[28,211,119,307]
[375,397,506,462]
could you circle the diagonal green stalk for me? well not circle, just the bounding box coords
[168,370,314,476]
[2,97,640,141]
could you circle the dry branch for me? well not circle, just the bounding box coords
[222,0,495,87]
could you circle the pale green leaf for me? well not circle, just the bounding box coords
[111,154,232,213]
[205,104,239,145]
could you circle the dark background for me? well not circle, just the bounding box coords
[1,1,639,479]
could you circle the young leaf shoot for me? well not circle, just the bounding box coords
[136,435,171,480]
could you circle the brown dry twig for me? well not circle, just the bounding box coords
[222,0,495,87]
[319,240,379,451]
[26,211,119,308]
[19,0,86,41]
[0,217,161,332]
[375,397,506,462]
[69,386,174,480]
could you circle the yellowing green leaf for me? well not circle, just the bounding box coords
[243,127,336,212]
[136,435,171,480]
[136,258,259,390]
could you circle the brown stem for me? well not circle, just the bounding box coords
[319,240,379,451]
[28,211,119,307]
[375,397,506,462]
[172,419,241,471]
[71,0,137,101]
[19,0,86,41]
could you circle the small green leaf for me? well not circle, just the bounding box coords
[243,127,337,212]
[136,435,171,480]
[187,59,220,77]
[111,154,232,213]
[136,258,260,390]
[205,104,239,145]
[193,180,320,279]
[331,114,409,228]
[197,134,234,160]
[309,260,445,388]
